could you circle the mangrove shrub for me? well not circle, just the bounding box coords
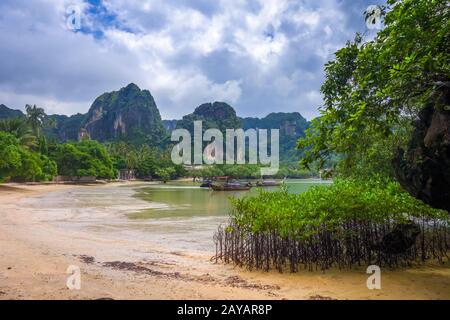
[214,179,450,271]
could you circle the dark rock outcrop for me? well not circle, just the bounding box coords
[175,105,310,164]
[1,85,168,147]
[393,87,450,212]
[241,112,309,138]
[162,119,178,131]
[81,83,167,146]
[45,113,84,142]
[176,101,242,133]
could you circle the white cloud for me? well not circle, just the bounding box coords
[0,0,373,119]
[0,90,89,116]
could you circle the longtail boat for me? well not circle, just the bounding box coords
[210,182,251,191]
[200,180,213,188]
[256,180,281,187]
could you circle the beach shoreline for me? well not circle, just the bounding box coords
[1,183,449,300]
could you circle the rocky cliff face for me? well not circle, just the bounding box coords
[1,85,168,146]
[162,119,178,131]
[174,104,310,164]
[241,112,310,164]
[1,92,310,165]
[0,104,24,120]
[176,101,242,133]
[81,83,166,146]
[241,112,309,136]
[393,88,450,212]
[45,113,84,142]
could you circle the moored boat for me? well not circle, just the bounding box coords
[200,180,213,188]
[210,182,251,191]
[256,180,281,187]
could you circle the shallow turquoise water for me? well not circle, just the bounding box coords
[19,180,330,252]
[130,179,328,219]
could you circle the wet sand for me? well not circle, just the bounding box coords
[0,183,449,300]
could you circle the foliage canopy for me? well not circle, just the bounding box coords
[298,0,450,178]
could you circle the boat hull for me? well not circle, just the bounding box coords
[210,184,251,191]
[256,181,281,187]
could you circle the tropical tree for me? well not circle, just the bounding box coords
[49,140,116,179]
[0,118,36,149]
[298,0,449,178]
[107,141,141,170]
[0,131,56,182]
[25,104,46,138]
[0,132,22,180]
[155,167,176,183]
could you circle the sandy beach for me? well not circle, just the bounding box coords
[0,183,449,300]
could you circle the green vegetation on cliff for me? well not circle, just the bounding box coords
[44,113,85,142]
[0,104,24,120]
[1,88,313,168]
[241,112,309,164]
[0,84,169,147]
[81,83,167,146]
[176,101,242,133]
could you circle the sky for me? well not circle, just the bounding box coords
[0,0,381,120]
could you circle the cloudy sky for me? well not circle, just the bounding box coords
[0,0,380,120]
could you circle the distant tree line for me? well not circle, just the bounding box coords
[0,105,185,182]
[188,164,315,180]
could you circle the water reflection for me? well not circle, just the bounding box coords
[129,179,326,219]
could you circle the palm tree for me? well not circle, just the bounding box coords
[138,144,154,162]
[25,104,46,138]
[125,150,139,170]
[0,118,37,149]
